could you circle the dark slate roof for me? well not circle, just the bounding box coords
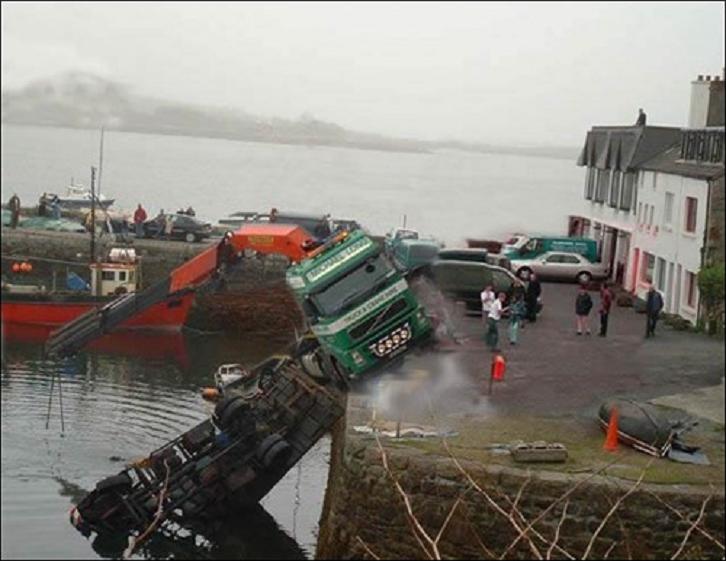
[637,144,725,180]
[576,126,681,171]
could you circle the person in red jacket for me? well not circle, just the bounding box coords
[133,204,148,238]
[599,282,614,337]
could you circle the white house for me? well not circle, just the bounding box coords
[574,72,724,326]
[629,130,724,324]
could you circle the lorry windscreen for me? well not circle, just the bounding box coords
[310,254,394,317]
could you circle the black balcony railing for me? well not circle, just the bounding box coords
[680,129,725,164]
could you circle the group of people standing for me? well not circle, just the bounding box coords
[480,273,542,352]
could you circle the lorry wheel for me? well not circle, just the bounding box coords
[185,232,196,243]
[95,473,132,493]
[256,434,292,468]
[577,271,592,285]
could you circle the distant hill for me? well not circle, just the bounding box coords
[1,72,577,159]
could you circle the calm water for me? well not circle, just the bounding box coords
[1,124,583,244]
[0,330,329,559]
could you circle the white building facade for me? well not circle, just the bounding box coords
[574,73,724,326]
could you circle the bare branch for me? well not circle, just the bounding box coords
[460,503,497,559]
[356,535,381,560]
[546,500,569,560]
[647,490,724,551]
[376,433,438,559]
[671,495,711,560]
[441,439,543,560]
[498,457,624,559]
[434,496,463,545]
[510,472,531,516]
[582,461,652,560]
[603,541,618,559]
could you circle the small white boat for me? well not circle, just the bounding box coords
[42,183,115,210]
[214,363,249,388]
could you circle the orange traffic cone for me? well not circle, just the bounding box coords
[603,406,619,452]
[491,354,506,381]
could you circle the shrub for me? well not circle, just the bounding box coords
[697,264,725,335]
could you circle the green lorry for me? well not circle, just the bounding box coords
[286,229,432,378]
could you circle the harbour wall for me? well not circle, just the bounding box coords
[317,420,725,560]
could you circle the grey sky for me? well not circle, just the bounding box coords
[2,2,724,146]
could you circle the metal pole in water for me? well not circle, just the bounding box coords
[97,127,104,198]
[90,167,96,264]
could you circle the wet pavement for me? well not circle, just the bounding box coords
[351,280,725,427]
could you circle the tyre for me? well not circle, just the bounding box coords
[95,473,132,493]
[255,434,292,468]
[185,232,196,243]
[219,398,250,430]
[213,395,245,426]
[577,271,592,285]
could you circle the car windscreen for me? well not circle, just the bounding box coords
[439,251,487,263]
[310,254,394,317]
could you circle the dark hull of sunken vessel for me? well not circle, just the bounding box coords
[70,352,346,541]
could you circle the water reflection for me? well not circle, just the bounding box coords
[87,505,306,560]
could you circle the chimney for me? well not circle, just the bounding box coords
[688,72,725,127]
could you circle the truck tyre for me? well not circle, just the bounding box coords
[219,399,250,430]
[185,232,196,243]
[577,271,592,285]
[214,395,245,427]
[95,473,132,493]
[256,434,292,469]
[262,440,292,469]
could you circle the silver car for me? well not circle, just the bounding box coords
[513,251,609,284]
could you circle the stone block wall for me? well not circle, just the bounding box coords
[317,429,725,560]
[706,175,725,265]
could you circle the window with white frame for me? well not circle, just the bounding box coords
[609,170,621,208]
[584,167,596,200]
[648,205,654,227]
[637,202,643,223]
[656,257,666,291]
[641,252,655,283]
[621,172,635,211]
[595,169,610,203]
[684,197,698,233]
[663,192,674,226]
[686,271,698,308]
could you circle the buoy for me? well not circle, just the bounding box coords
[25,262,33,272]
[201,387,220,401]
[20,262,31,273]
[12,262,21,273]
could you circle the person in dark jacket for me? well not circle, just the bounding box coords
[599,282,614,337]
[575,285,593,335]
[8,193,21,228]
[525,273,541,322]
[645,284,664,337]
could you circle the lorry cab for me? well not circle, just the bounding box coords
[503,235,599,263]
[286,229,432,378]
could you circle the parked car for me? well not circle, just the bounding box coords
[143,213,213,242]
[513,251,609,284]
[426,259,524,313]
[437,248,512,271]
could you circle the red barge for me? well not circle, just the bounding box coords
[1,248,194,331]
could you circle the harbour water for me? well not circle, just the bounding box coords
[2,123,583,558]
[0,330,328,559]
[1,124,583,244]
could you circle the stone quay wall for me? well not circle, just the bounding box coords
[317,426,725,560]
